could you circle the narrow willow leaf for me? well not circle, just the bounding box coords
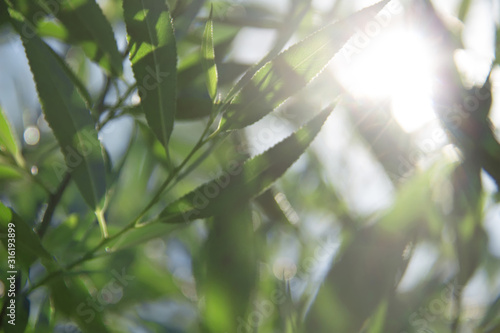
[159,105,334,223]
[0,106,23,166]
[123,0,177,149]
[222,0,390,129]
[12,18,106,209]
[42,0,122,76]
[201,7,218,100]
[0,202,52,271]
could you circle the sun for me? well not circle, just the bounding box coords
[333,27,437,132]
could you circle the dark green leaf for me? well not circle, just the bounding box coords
[11,17,106,209]
[159,105,334,223]
[201,6,218,100]
[123,0,177,149]
[222,0,390,129]
[46,44,93,108]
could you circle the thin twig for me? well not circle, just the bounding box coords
[35,172,71,239]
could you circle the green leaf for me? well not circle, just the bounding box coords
[0,164,23,181]
[0,202,52,271]
[49,275,109,333]
[41,0,123,76]
[202,206,257,332]
[159,105,334,223]
[201,6,218,100]
[0,106,23,166]
[8,0,123,76]
[222,0,390,130]
[123,0,177,149]
[46,43,93,108]
[11,17,106,209]
[36,19,69,40]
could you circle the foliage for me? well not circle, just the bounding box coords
[0,0,500,332]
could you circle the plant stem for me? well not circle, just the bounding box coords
[25,111,219,293]
[36,172,71,239]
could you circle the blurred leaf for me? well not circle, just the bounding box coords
[176,96,213,120]
[0,165,22,181]
[11,17,107,209]
[36,20,69,40]
[123,0,177,150]
[364,300,388,333]
[49,275,109,332]
[44,0,122,76]
[480,294,500,330]
[9,0,123,76]
[379,163,452,234]
[0,0,8,27]
[33,294,54,333]
[458,0,472,22]
[222,0,390,129]
[201,7,218,100]
[42,214,78,256]
[159,105,334,223]
[201,205,257,332]
[6,8,93,108]
[305,225,410,332]
[0,202,52,271]
[0,107,23,166]
[172,0,205,40]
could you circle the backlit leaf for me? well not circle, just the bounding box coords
[159,105,334,223]
[123,0,177,149]
[201,6,218,100]
[222,0,390,129]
